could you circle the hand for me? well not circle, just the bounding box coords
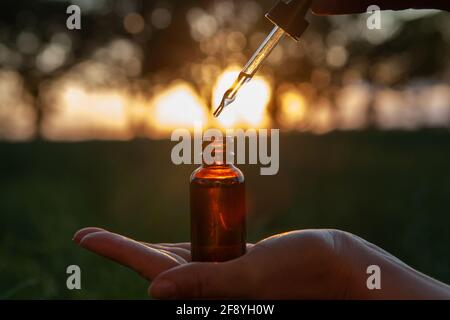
[73,228,450,299]
[312,0,450,15]
[73,228,343,299]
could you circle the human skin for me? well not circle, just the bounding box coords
[73,227,450,299]
[71,1,450,300]
[312,0,450,15]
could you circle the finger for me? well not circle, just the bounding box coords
[157,242,191,250]
[157,248,188,264]
[312,0,450,15]
[156,243,255,251]
[73,227,106,244]
[75,229,187,264]
[149,259,256,299]
[143,243,191,262]
[93,234,189,264]
[312,0,370,15]
[145,243,256,262]
[78,231,181,280]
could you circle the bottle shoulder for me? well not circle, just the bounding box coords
[190,164,245,185]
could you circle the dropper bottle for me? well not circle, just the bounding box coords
[190,136,246,262]
[213,0,312,117]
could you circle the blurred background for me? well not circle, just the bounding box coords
[0,0,449,298]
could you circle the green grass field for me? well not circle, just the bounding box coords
[1,130,449,298]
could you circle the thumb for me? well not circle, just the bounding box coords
[149,259,255,299]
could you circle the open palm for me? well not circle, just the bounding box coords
[73,227,342,299]
[74,227,450,299]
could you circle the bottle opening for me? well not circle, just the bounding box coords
[202,136,234,166]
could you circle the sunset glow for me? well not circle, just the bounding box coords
[42,83,133,141]
[278,89,307,130]
[149,81,208,133]
[212,68,272,128]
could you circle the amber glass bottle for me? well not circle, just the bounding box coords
[190,139,246,262]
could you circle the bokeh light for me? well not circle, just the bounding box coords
[0,0,448,141]
[278,87,307,130]
[149,81,208,134]
[124,12,145,34]
[212,68,271,128]
[42,83,133,141]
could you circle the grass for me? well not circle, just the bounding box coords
[1,130,449,298]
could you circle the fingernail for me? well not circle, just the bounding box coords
[72,229,87,244]
[151,279,177,299]
[73,232,86,245]
[73,228,105,245]
[72,233,81,244]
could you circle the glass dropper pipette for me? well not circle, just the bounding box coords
[213,0,312,118]
[213,25,285,117]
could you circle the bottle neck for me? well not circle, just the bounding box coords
[201,138,234,167]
